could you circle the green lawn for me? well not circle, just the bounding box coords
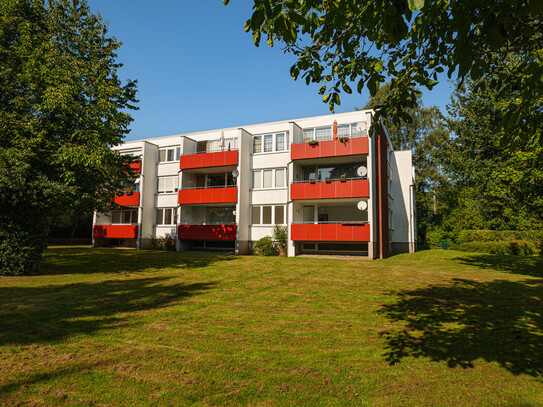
[1,248,542,406]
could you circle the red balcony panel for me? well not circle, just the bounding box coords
[291,137,368,160]
[291,223,370,242]
[114,192,140,206]
[178,187,237,204]
[290,179,369,200]
[180,150,238,170]
[178,224,237,240]
[93,225,138,239]
[129,161,142,173]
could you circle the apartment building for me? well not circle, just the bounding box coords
[92,110,416,258]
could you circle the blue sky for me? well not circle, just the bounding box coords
[88,0,453,141]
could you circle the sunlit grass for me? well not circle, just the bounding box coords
[0,247,542,406]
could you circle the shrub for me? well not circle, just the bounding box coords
[252,236,278,256]
[459,240,536,256]
[426,229,446,248]
[273,225,288,256]
[150,236,176,251]
[164,237,176,251]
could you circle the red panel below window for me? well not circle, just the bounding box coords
[114,192,140,206]
[291,223,370,241]
[180,150,238,170]
[93,225,138,239]
[178,224,237,240]
[290,179,369,200]
[178,187,237,204]
[291,137,368,160]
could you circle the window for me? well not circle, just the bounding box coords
[302,123,366,142]
[206,207,235,224]
[158,176,178,193]
[159,147,180,163]
[251,205,286,225]
[301,164,362,181]
[275,169,285,188]
[156,208,177,225]
[315,126,331,141]
[195,173,235,189]
[253,132,289,154]
[253,136,262,154]
[111,210,137,224]
[264,134,273,152]
[251,168,286,189]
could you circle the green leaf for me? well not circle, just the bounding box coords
[223,0,229,4]
[407,0,424,11]
[322,93,331,103]
[342,83,352,94]
[318,84,326,95]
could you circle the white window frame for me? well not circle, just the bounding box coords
[111,209,138,225]
[252,132,289,154]
[251,168,287,190]
[251,205,286,225]
[156,208,177,226]
[157,176,179,194]
[303,123,363,142]
[158,147,181,163]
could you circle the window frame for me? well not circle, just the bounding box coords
[158,147,181,163]
[251,168,287,190]
[252,132,289,154]
[251,205,287,226]
[157,176,179,194]
[111,209,138,225]
[156,208,177,226]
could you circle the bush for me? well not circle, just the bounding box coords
[426,229,446,248]
[149,236,176,251]
[273,225,288,256]
[252,236,278,256]
[459,240,536,256]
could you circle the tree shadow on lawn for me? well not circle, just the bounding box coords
[0,276,215,346]
[379,278,543,377]
[454,253,543,278]
[42,247,235,275]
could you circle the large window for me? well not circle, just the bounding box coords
[206,207,236,224]
[301,164,361,181]
[156,208,177,225]
[158,176,178,193]
[251,205,286,225]
[111,210,138,224]
[253,132,288,154]
[252,168,286,189]
[159,147,181,163]
[195,172,235,188]
[302,123,365,142]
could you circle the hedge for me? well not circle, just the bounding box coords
[458,240,537,256]
[458,230,543,246]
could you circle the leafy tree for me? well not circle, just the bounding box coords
[229,0,543,145]
[0,0,137,275]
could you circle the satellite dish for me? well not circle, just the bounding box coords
[357,166,367,177]
[356,122,367,132]
[232,169,239,178]
[357,201,368,211]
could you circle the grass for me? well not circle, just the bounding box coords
[1,247,542,406]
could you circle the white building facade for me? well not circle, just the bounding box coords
[92,110,416,258]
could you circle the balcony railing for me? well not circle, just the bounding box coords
[114,192,140,206]
[180,149,238,170]
[291,178,369,200]
[291,137,368,160]
[93,224,138,239]
[129,161,142,173]
[178,224,237,240]
[178,186,237,204]
[291,222,370,242]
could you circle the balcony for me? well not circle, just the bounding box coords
[178,186,237,205]
[291,223,370,242]
[178,224,237,240]
[291,178,369,200]
[291,137,368,160]
[93,225,138,239]
[180,150,238,170]
[114,192,140,206]
[129,161,142,173]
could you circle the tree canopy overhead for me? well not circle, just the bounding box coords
[228,0,543,145]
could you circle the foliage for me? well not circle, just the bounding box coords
[229,0,543,145]
[272,225,288,256]
[459,241,537,256]
[0,0,138,274]
[459,230,543,245]
[149,236,175,251]
[252,236,278,256]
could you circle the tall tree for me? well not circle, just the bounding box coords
[0,0,137,275]
[229,0,543,146]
